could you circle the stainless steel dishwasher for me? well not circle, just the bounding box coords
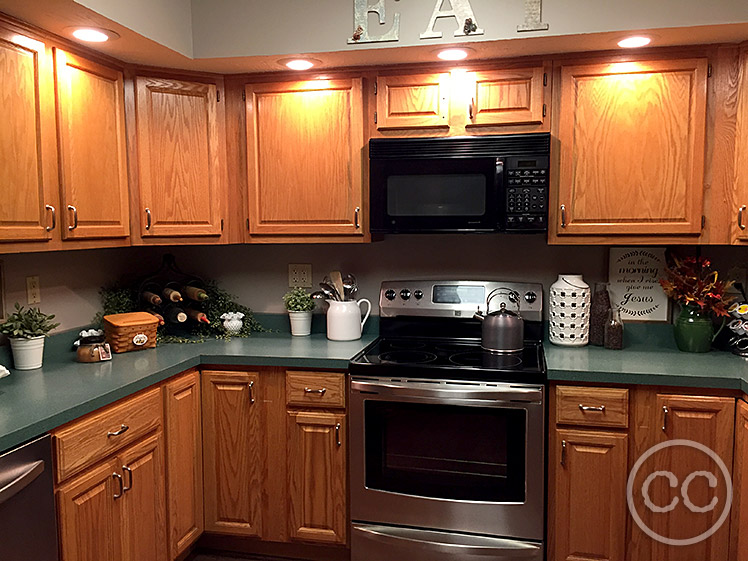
[0,434,59,561]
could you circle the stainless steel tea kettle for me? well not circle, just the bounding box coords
[474,288,524,353]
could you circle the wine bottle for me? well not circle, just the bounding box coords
[182,285,209,302]
[163,305,187,324]
[142,291,163,306]
[144,309,165,326]
[185,308,210,324]
[162,285,183,302]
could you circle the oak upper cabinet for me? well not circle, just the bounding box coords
[245,78,364,236]
[734,46,748,243]
[374,64,549,135]
[164,371,203,558]
[202,370,263,536]
[554,57,708,238]
[54,49,129,240]
[134,76,225,238]
[0,26,58,244]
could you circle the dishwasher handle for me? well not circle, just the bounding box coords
[0,460,45,506]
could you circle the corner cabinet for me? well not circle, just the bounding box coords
[133,76,226,239]
[244,79,365,237]
[734,45,748,243]
[552,57,708,239]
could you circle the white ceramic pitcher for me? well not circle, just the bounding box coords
[326,299,371,341]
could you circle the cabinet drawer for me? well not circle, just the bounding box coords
[54,387,162,482]
[555,386,629,428]
[286,371,345,409]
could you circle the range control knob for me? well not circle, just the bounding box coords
[384,289,397,301]
[400,289,411,300]
[524,291,538,304]
[413,289,424,300]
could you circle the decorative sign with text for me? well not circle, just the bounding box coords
[608,248,669,322]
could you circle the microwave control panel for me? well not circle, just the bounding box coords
[504,155,549,232]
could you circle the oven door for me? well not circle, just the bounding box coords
[369,157,503,233]
[349,378,545,541]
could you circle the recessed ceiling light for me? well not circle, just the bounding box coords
[617,36,651,49]
[281,58,319,71]
[437,48,469,61]
[70,27,119,42]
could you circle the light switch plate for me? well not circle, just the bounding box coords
[26,275,41,305]
[288,264,312,288]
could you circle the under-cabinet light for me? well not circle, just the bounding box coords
[617,36,651,49]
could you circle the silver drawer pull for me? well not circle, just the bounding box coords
[45,205,56,231]
[107,424,129,437]
[561,440,567,466]
[304,387,327,395]
[578,404,605,412]
[335,423,342,447]
[112,472,123,499]
[662,405,669,432]
[122,465,133,492]
[67,205,78,230]
[248,380,255,404]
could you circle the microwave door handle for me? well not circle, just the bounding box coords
[353,524,542,558]
[350,380,542,403]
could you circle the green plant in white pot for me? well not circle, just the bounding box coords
[283,288,315,336]
[0,303,60,370]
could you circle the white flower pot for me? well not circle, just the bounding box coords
[9,336,45,370]
[288,311,313,336]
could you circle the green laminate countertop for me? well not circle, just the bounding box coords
[0,329,376,453]
[545,324,748,392]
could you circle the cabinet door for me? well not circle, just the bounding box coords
[287,410,346,544]
[57,459,122,561]
[119,432,167,561]
[735,47,748,242]
[467,67,545,127]
[135,76,223,237]
[730,399,748,561]
[629,394,734,561]
[552,429,628,561]
[556,58,707,236]
[202,370,263,536]
[376,73,449,129]
[164,371,203,558]
[245,79,364,235]
[0,29,57,243]
[54,50,129,240]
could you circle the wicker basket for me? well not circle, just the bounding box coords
[103,312,159,353]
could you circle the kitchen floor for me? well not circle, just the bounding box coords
[191,554,304,561]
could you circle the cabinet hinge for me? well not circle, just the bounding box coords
[374,82,377,95]
[374,111,378,124]
[242,90,246,101]
[220,219,224,231]
[542,104,546,118]
[708,64,713,77]
[543,72,547,87]
[701,215,706,229]
[217,90,221,102]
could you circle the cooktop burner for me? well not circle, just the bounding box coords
[379,350,438,364]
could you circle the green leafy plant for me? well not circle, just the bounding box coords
[0,303,60,339]
[283,288,315,312]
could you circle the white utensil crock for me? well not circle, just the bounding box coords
[326,299,371,341]
[9,336,45,370]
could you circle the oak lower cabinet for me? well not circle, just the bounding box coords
[164,370,204,558]
[244,79,364,237]
[553,57,708,240]
[730,399,748,561]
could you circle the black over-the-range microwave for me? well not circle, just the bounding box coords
[369,133,550,234]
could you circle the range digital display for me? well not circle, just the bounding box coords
[432,285,485,305]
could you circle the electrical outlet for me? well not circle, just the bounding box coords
[26,275,41,305]
[288,264,312,288]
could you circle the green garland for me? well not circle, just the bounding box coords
[94,279,269,343]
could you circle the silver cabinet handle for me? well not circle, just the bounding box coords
[561,439,567,466]
[354,206,361,229]
[740,206,747,231]
[0,460,44,506]
[67,205,78,230]
[112,472,123,499]
[579,404,605,412]
[107,424,129,438]
[248,380,255,404]
[662,405,669,432]
[304,387,327,395]
[560,204,567,228]
[335,423,342,447]
[145,207,152,231]
[122,466,132,492]
[45,205,56,231]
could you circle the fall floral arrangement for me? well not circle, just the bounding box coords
[659,256,734,317]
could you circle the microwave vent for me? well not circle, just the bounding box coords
[369,133,550,159]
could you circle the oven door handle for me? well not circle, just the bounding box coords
[350,380,542,403]
[353,524,542,558]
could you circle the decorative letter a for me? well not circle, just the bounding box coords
[421,0,484,39]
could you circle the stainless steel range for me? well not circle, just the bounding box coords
[348,280,546,561]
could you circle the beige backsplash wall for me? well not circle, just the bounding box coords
[1,237,747,332]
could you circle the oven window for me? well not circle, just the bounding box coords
[386,174,486,216]
[364,401,526,502]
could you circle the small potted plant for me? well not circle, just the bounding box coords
[0,303,60,370]
[283,288,315,336]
